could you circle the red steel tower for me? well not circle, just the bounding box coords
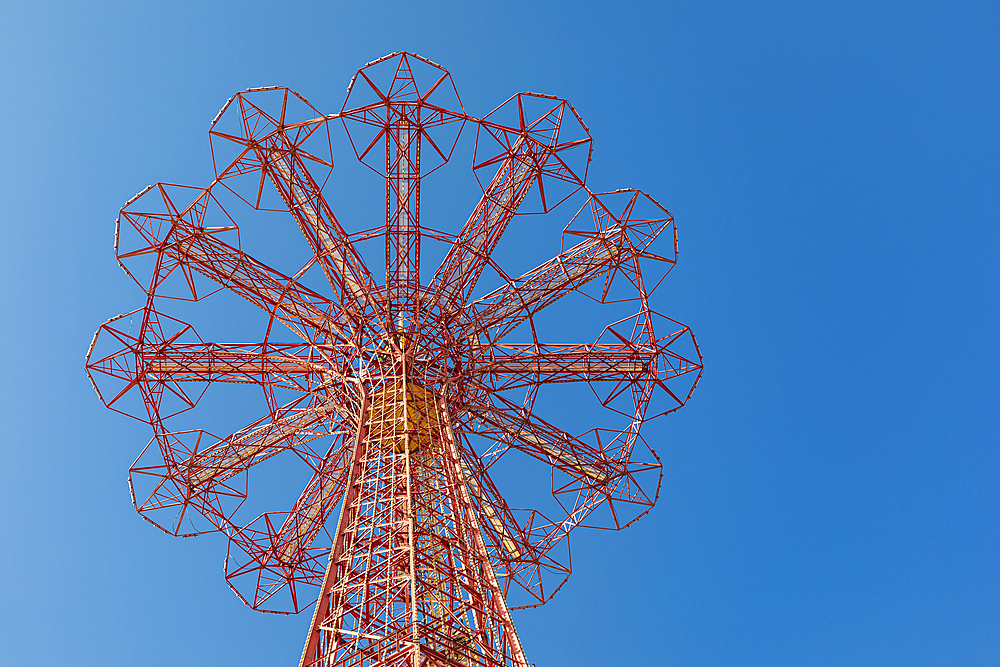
[86,52,702,666]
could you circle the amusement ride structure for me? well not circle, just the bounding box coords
[86,52,702,666]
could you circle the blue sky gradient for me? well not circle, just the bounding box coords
[0,1,997,665]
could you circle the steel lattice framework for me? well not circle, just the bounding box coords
[86,52,702,667]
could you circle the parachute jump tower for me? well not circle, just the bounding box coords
[86,52,702,667]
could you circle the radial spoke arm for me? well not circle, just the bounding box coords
[222,434,355,612]
[178,395,352,490]
[456,447,531,562]
[451,442,572,606]
[161,215,340,342]
[268,440,354,565]
[454,404,652,595]
[460,227,624,344]
[259,143,377,319]
[458,393,662,551]
[467,343,657,391]
[384,114,421,312]
[86,339,322,409]
[431,137,538,311]
[461,393,625,487]
[209,92,376,319]
[140,341,323,390]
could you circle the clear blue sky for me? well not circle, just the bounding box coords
[1,1,997,665]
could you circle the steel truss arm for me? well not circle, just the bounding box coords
[210,88,377,320]
[123,185,342,343]
[462,227,623,344]
[469,343,656,390]
[459,393,661,537]
[431,137,541,311]
[271,443,354,565]
[462,392,631,488]
[257,140,377,319]
[128,391,356,540]
[225,434,355,612]
[339,52,466,330]
[177,394,351,491]
[472,327,701,398]
[453,440,572,607]
[432,94,592,313]
[139,341,321,388]
[460,190,676,345]
[86,338,321,413]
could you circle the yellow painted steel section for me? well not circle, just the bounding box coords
[367,378,444,454]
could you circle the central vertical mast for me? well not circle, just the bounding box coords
[299,346,529,667]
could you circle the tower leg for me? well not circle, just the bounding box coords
[299,374,529,667]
